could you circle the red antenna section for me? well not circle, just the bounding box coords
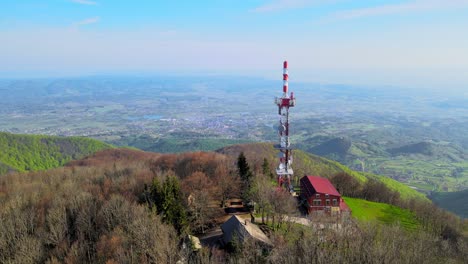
[283,60,288,93]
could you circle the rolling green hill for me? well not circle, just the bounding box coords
[217,142,364,181]
[309,137,352,158]
[388,141,435,156]
[429,189,468,218]
[387,141,466,161]
[0,132,113,174]
[298,135,468,193]
[217,143,428,202]
[344,197,421,230]
[109,134,250,153]
[144,137,250,153]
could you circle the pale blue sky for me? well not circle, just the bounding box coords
[1,0,468,89]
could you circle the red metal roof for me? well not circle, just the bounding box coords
[304,176,341,197]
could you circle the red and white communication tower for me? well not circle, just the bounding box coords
[275,61,296,192]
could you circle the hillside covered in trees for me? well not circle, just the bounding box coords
[217,143,427,201]
[0,146,466,263]
[109,133,251,153]
[430,189,468,218]
[0,132,112,174]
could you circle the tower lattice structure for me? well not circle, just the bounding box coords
[274,61,296,192]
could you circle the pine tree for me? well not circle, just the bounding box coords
[150,176,188,234]
[237,152,252,183]
[237,152,253,202]
[261,158,273,179]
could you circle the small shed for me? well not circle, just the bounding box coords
[226,198,244,208]
[221,215,272,246]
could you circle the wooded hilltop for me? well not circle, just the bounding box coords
[1,145,466,263]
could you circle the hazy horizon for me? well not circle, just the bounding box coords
[2,0,468,89]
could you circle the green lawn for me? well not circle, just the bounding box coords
[344,197,421,230]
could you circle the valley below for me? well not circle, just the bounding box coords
[1,77,467,217]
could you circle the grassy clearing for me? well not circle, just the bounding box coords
[344,197,421,230]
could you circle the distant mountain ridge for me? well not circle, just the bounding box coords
[309,137,352,158]
[110,134,250,153]
[388,141,435,156]
[0,132,112,174]
[387,141,466,161]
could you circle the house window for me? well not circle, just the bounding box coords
[326,199,330,206]
[315,194,320,198]
[333,199,338,206]
[325,194,329,198]
[313,199,321,206]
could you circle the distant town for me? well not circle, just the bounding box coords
[1,77,467,193]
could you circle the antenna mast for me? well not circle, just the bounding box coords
[275,61,296,192]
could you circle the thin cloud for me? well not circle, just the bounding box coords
[71,0,98,5]
[73,17,100,27]
[329,0,468,20]
[251,0,324,13]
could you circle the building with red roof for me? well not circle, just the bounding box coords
[300,175,350,214]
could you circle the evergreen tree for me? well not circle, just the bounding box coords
[150,176,188,234]
[261,157,273,179]
[237,152,253,201]
[237,152,252,183]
